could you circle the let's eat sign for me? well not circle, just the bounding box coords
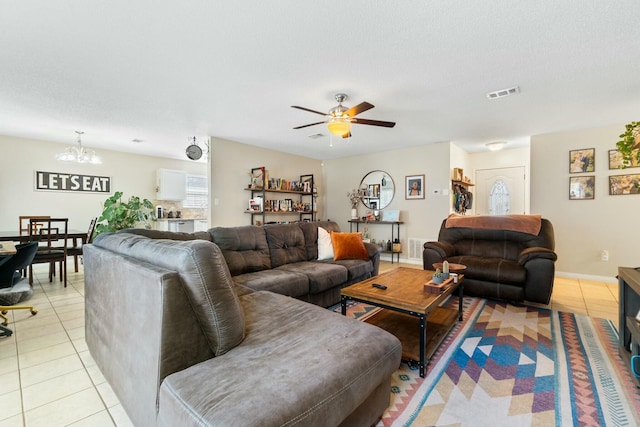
[35,171,111,193]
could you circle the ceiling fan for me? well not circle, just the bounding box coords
[292,93,396,138]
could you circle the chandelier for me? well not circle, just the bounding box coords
[56,131,102,164]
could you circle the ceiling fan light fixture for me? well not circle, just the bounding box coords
[327,118,351,136]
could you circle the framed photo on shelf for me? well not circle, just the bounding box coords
[405,174,425,199]
[382,210,400,222]
[569,176,595,200]
[569,148,595,173]
[609,174,640,195]
[609,149,640,169]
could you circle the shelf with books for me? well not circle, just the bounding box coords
[246,167,315,225]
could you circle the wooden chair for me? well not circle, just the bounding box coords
[28,218,68,287]
[19,216,50,236]
[67,218,97,272]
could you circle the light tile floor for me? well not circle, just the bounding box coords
[1,261,619,426]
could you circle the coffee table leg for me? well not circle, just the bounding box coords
[419,314,426,378]
[341,296,348,316]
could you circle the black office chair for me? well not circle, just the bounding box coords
[0,242,39,337]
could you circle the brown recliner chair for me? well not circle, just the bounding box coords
[423,215,557,304]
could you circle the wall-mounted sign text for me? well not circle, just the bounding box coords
[35,171,111,193]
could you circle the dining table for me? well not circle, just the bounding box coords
[0,230,88,245]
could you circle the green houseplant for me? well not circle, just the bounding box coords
[94,191,155,238]
[616,121,640,168]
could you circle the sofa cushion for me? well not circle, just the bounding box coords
[93,233,245,356]
[209,226,271,275]
[276,261,348,294]
[317,227,334,260]
[299,220,341,260]
[330,258,374,281]
[232,269,310,298]
[331,232,370,261]
[158,291,402,427]
[264,223,308,267]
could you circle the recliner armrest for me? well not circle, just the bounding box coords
[518,247,557,265]
[423,241,455,258]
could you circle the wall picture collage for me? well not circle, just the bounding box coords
[569,147,640,199]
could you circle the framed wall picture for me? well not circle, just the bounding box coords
[609,149,640,169]
[569,176,595,200]
[405,175,425,199]
[569,148,595,173]
[609,174,640,195]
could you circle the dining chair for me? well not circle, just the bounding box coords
[19,215,50,236]
[28,218,68,288]
[0,242,39,337]
[67,217,97,272]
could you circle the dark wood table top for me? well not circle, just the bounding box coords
[0,230,87,242]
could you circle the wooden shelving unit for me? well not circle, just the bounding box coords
[246,167,315,225]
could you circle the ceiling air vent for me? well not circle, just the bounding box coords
[486,86,520,100]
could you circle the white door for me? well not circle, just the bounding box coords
[475,167,526,215]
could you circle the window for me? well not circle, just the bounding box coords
[488,179,510,215]
[183,174,208,208]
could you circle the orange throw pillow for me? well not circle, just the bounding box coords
[330,232,370,261]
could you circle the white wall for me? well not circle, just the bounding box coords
[531,124,640,280]
[208,137,323,226]
[0,135,206,231]
[323,143,452,262]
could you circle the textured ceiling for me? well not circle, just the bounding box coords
[1,1,639,161]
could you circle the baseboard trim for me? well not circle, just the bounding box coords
[555,271,617,284]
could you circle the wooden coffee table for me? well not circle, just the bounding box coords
[341,267,463,377]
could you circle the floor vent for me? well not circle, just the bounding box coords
[408,237,433,261]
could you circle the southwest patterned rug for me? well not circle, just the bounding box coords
[333,298,640,426]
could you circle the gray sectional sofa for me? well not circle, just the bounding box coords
[121,220,381,307]
[84,222,400,427]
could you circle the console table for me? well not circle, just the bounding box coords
[348,220,403,263]
[618,266,640,387]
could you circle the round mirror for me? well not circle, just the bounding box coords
[359,170,395,210]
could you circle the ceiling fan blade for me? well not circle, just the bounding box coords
[293,121,326,129]
[345,102,374,117]
[291,106,327,116]
[341,132,352,139]
[352,118,396,128]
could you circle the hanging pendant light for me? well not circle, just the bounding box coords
[56,131,102,164]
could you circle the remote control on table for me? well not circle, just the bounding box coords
[372,283,387,290]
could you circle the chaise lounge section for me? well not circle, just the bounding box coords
[84,232,401,427]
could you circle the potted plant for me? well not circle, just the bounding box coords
[616,121,640,168]
[432,268,444,284]
[347,187,368,219]
[94,191,156,238]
